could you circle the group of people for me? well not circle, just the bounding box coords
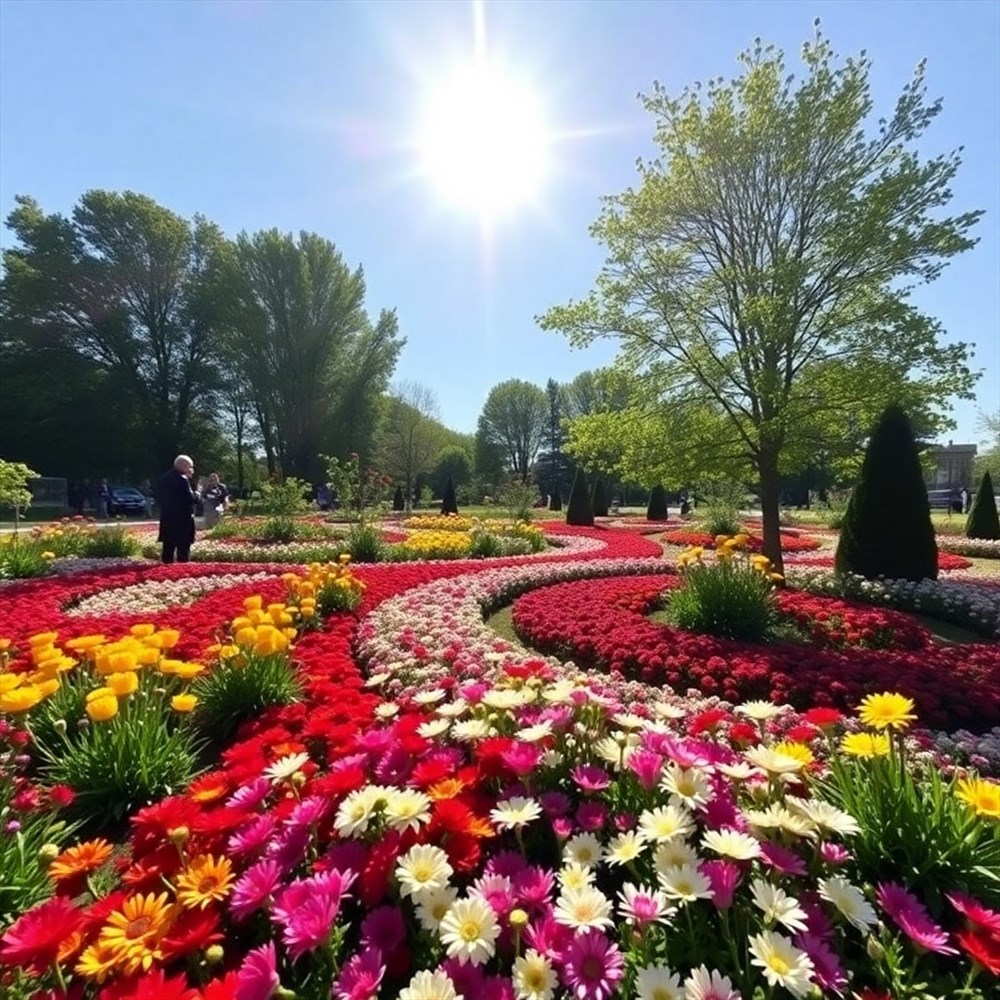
[157,455,229,563]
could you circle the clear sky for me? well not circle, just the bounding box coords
[1,0,997,448]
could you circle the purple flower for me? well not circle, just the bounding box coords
[266,823,313,873]
[442,957,488,998]
[795,932,848,993]
[561,930,625,1000]
[576,801,607,833]
[374,746,413,785]
[230,858,283,922]
[334,948,385,1000]
[758,841,808,877]
[513,866,555,911]
[485,850,529,880]
[538,791,571,817]
[877,882,958,955]
[360,905,406,954]
[235,941,279,1000]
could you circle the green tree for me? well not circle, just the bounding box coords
[966,470,999,541]
[431,445,473,498]
[539,29,981,572]
[0,459,39,527]
[974,410,1000,484]
[565,468,594,527]
[835,405,938,581]
[379,381,442,513]
[477,379,548,482]
[1,191,228,471]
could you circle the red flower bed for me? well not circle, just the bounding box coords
[661,529,822,552]
[789,552,974,571]
[511,576,1000,728]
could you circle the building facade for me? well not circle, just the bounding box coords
[924,442,977,490]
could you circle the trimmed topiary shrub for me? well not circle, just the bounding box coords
[440,476,459,515]
[966,470,1000,540]
[392,485,405,512]
[646,485,669,521]
[592,477,609,517]
[835,404,938,581]
[565,469,594,526]
[549,485,562,512]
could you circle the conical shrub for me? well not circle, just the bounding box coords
[549,485,562,512]
[646,485,669,521]
[835,404,937,581]
[565,469,593,526]
[392,485,405,512]
[440,476,459,515]
[592,477,609,517]
[966,470,1000,540]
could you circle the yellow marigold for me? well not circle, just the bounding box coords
[49,839,114,882]
[956,776,1000,820]
[175,855,235,909]
[857,692,917,731]
[0,685,43,714]
[171,693,198,713]
[106,672,139,697]
[840,732,891,758]
[98,892,176,975]
[86,695,119,722]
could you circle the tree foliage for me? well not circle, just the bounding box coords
[540,28,981,571]
[477,379,548,481]
[379,381,442,513]
[835,405,938,581]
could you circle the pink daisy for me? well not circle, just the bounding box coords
[561,930,624,1000]
[502,742,545,776]
[876,882,958,955]
[228,815,277,859]
[571,765,612,793]
[795,932,848,993]
[471,874,516,920]
[236,941,278,1000]
[524,911,571,960]
[625,749,664,790]
[226,777,272,811]
[360,905,406,954]
[513,866,555,910]
[334,948,385,1000]
[230,858,283,922]
[946,891,1000,935]
[819,842,851,866]
[285,795,329,829]
[539,791,571,817]
[576,801,607,832]
[702,860,742,910]
[758,841,808,877]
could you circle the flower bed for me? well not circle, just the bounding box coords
[509,576,1000,729]
[661,529,823,553]
[787,551,975,572]
[938,536,1000,559]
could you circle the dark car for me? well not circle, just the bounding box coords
[108,486,148,516]
[926,488,963,513]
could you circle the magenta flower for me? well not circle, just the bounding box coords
[703,860,742,910]
[795,932,848,993]
[625,749,663,790]
[576,801,607,833]
[539,791,571,817]
[471,873,516,919]
[485,850,529,879]
[524,910,572,960]
[360,905,406,954]
[374,747,413,785]
[226,776,272,810]
[819,842,851,866]
[279,891,344,959]
[946,890,1000,935]
[876,882,958,955]
[236,941,279,1000]
[266,824,313,873]
[562,930,625,999]
[228,815,278,859]
[442,957,488,998]
[571,764,612,793]
[700,788,742,830]
[334,948,386,1000]
[513,866,555,910]
[552,816,574,839]
[758,841,808,877]
[230,858,283,922]
[286,795,329,829]
[502,741,545,776]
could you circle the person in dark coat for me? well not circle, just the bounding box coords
[158,454,198,563]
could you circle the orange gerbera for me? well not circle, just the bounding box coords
[427,777,470,801]
[49,838,114,882]
[188,772,230,804]
[175,855,234,910]
[98,892,176,975]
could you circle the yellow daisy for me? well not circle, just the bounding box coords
[956,776,1000,820]
[175,855,235,909]
[857,692,916,730]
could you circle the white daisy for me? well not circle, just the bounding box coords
[744,745,806,775]
[435,698,469,718]
[657,862,713,904]
[439,895,501,965]
[639,804,696,843]
[482,688,531,709]
[412,688,447,705]
[553,884,614,931]
[653,840,700,872]
[818,876,877,931]
[788,798,861,837]
[652,701,687,720]
[334,785,386,838]
[661,762,713,808]
[743,803,816,839]
[748,930,815,998]
[374,702,400,720]
[491,796,542,831]
[414,885,459,933]
[396,843,454,899]
[736,699,788,721]
[750,878,809,932]
[384,788,432,832]
[516,720,553,742]
[512,948,557,1000]
[558,862,596,891]
[635,965,684,1000]
[683,965,739,1000]
[612,711,647,729]
[563,832,603,867]
[264,751,310,783]
[604,829,648,866]
[701,827,761,860]
[715,761,760,781]
[451,718,493,741]
[417,718,450,739]
[399,969,461,1000]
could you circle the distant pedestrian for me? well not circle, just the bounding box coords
[202,472,229,529]
[960,487,970,514]
[139,479,154,519]
[158,454,197,563]
[97,479,110,519]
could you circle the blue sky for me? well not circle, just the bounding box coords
[1,0,997,448]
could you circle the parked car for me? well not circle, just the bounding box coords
[108,486,148,516]
[926,488,963,513]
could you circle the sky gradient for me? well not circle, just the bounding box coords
[1,0,997,449]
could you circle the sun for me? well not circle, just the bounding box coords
[417,62,550,221]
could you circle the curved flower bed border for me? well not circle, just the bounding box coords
[509,576,1000,730]
[661,529,822,553]
[937,536,1000,559]
[787,552,974,572]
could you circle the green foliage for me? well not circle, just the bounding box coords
[539,29,982,571]
[249,477,313,517]
[0,541,50,579]
[591,477,609,517]
[441,475,459,515]
[549,485,562,512]
[478,380,549,481]
[0,458,38,517]
[565,469,594,527]
[835,405,938,581]
[966,470,1000,540]
[346,521,386,563]
[646,485,668,521]
[431,445,473,498]
[259,517,297,544]
[496,477,535,522]
[700,482,745,536]
[324,454,388,522]
[820,753,1000,908]
[666,554,778,642]
[192,653,302,744]
[80,524,138,558]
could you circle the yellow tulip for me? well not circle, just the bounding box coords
[1,685,43,713]
[235,627,257,648]
[86,695,119,722]
[129,624,156,637]
[107,651,138,672]
[65,634,107,652]
[154,629,181,649]
[107,671,139,696]
[36,678,60,698]
[1,673,24,693]
[171,693,198,713]
[173,663,205,680]
[243,596,263,611]
[28,632,59,648]
[86,686,117,702]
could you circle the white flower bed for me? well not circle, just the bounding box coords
[937,535,1000,558]
[66,571,272,617]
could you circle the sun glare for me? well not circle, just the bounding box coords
[418,63,550,221]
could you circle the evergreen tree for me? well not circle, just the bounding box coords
[440,475,459,515]
[646,485,669,521]
[566,469,594,526]
[392,485,405,512]
[549,485,562,512]
[592,477,609,517]
[835,404,937,581]
[966,470,1000,540]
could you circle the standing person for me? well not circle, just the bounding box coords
[961,487,970,514]
[97,479,110,519]
[158,454,197,563]
[202,472,229,529]
[139,479,155,519]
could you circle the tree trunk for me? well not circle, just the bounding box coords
[757,446,784,578]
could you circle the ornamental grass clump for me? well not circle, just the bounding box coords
[9,628,205,826]
[192,596,302,741]
[346,521,386,562]
[666,535,782,641]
